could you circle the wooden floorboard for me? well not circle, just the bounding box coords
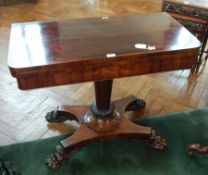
[0,0,207,146]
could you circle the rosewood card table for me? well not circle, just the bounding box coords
[8,12,200,169]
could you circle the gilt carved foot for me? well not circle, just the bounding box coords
[187,144,208,157]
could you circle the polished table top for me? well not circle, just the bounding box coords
[8,12,200,89]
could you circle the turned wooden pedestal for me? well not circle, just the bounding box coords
[45,80,166,169]
[8,13,200,169]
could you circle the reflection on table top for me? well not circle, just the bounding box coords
[8,12,200,70]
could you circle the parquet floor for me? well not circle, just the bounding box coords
[0,0,208,146]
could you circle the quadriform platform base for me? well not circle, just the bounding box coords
[45,80,166,169]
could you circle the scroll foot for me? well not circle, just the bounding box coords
[187,144,208,156]
[45,107,76,123]
[145,131,166,150]
[125,99,146,112]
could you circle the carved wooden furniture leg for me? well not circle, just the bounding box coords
[45,80,166,169]
[187,144,208,156]
[145,132,167,150]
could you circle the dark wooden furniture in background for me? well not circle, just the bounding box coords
[8,13,200,169]
[162,0,208,73]
[0,0,37,5]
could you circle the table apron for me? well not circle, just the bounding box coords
[13,50,198,90]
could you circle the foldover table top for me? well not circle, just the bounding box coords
[8,12,200,90]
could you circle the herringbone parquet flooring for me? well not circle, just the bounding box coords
[0,0,207,146]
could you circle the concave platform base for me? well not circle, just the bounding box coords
[45,95,166,169]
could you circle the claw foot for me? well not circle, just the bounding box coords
[187,144,208,156]
[125,99,146,112]
[146,132,166,150]
[46,145,78,169]
[46,145,68,169]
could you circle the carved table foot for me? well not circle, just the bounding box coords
[45,145,77,169]
[187,144,208,156]
[145,131,166,150]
